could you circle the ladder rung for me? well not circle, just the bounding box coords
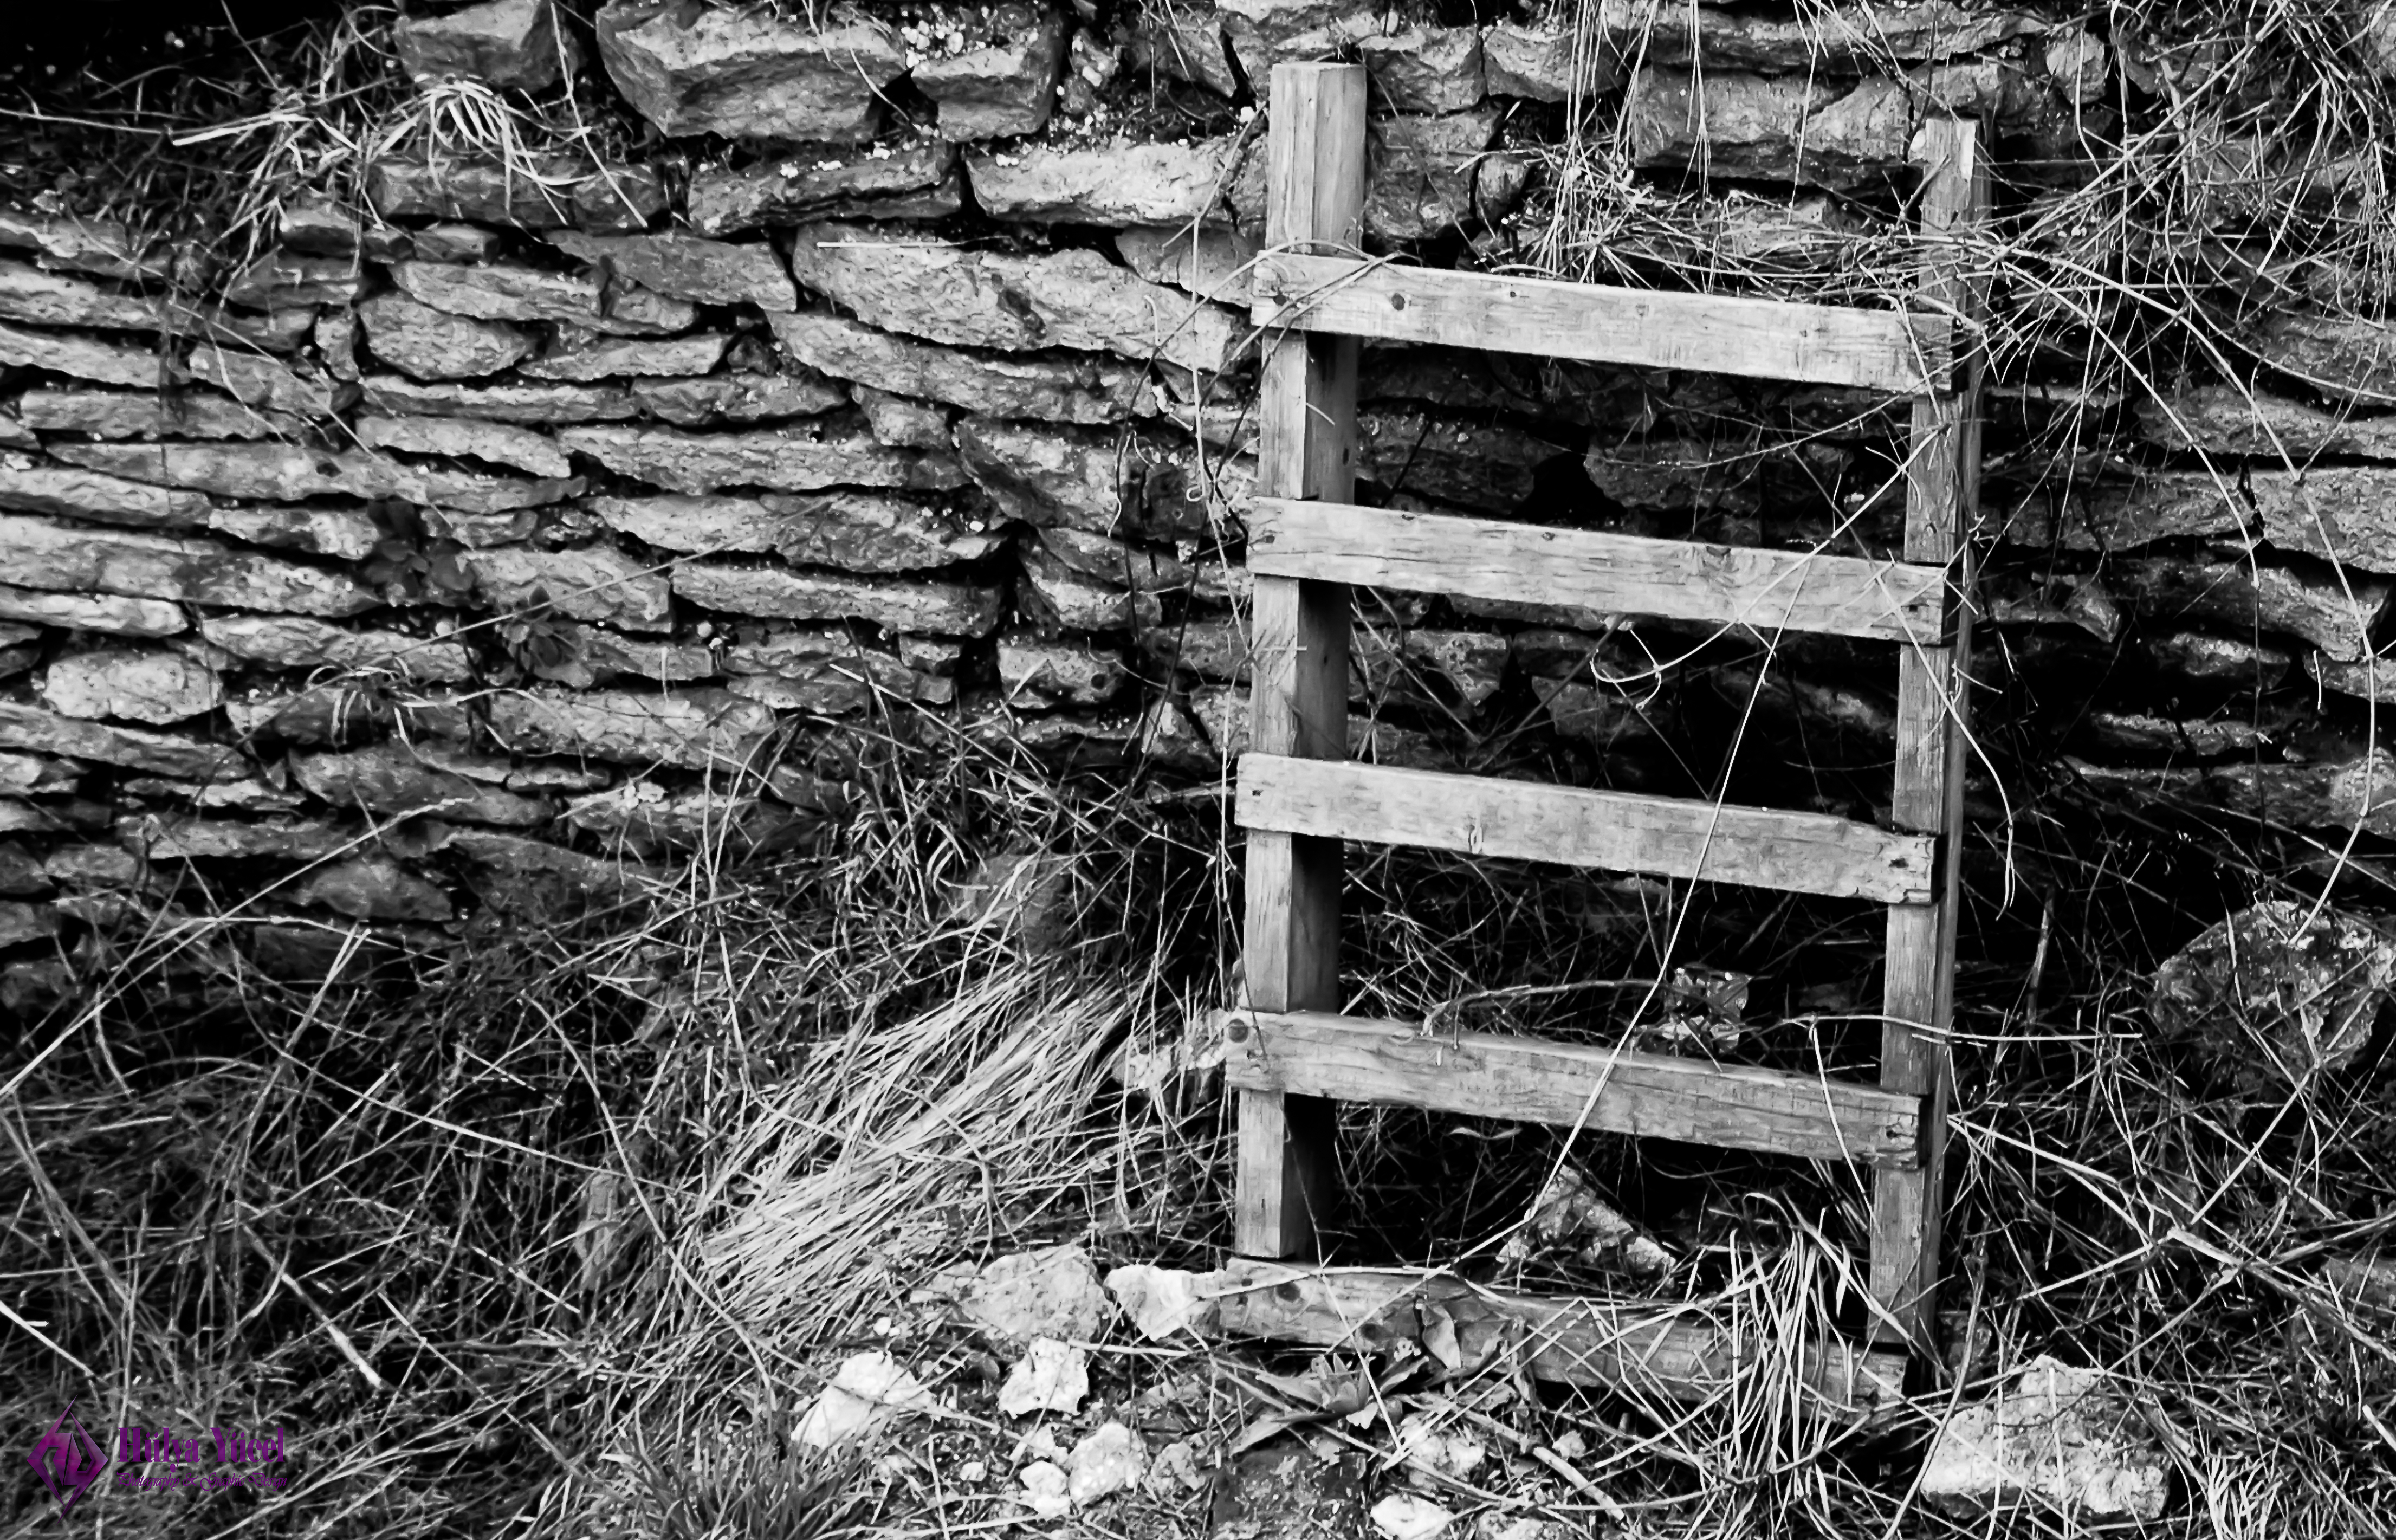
[1251,498,1950,646]
[1206,1260,1909,1417]
[1253,253,1952,395]
[1220,1010,1926,1167]
[1237,755,1938,904]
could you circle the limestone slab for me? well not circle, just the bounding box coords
[554,422,967,495]
[912,3,1069,139]
[396,0,577,90]
[548,230,799,309]
[767,311,1147,425]
[359,375,640,423]
[672,561,1003,635]
[15,387,298,441]
[182,348,336,417]
[221,249,365,309]
[0,319,160,389]
[686,143,961,235]
[787,222,1238,374]
[358,292,534,380]
[967,139,1234,226]
[629,372,850,425]
[2139,385,2396,460]
[0,211,168,281]
[1356,27,1485,113]
[0,461,211,529]
[51,441,578,515]
[954,418,1145,532]
[520,330,731,381]
[0,514,377,617]
[588,491,1001,570]
[42,650,224,724]
[0,703,241,780]
[0,584,185,637]
[365,156,668,232]
[288,856,454,922]
[296,742,549,827]
[595,0,905,141]
[206,504,385,561]
[487,687,777,769]
[2116,555,2389,660]
[464,545,674,632]
[357,414,574,478]
[200,614,474,683]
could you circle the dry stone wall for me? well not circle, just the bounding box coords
[1,0,2392,1005]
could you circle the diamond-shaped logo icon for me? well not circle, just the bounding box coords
[28,1400,109,1518]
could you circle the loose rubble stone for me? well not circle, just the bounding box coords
[464,545,673,632]
[0,461,211,529]
[42,650,223,724]
[357,415,574,478]
[554,423,966,495]
[968,139,1234,226]
[1920,1355,2167,1519]
[912,3,1070,139]
[0,515,377,618]
[199,614,474,683]
[49,442,578,516]
[487,688,776,770]
[0,319,161,389]
[852,387,950,448]
[2151,899,2396,1089]
[768,311,1145,426]
[0,211,167,281]
[674,562,1003,635]
[787,223,1239,374]
[630,372,849,426]
[0,584,184,637]
[1000,635,1131,706]
[0,704,240,780]
[360,375,639,423]
[358,292,534,379]
[520,330,731,381]
[591,491,1000,570]
[2239,311,2396,406]
[16,387,297,441]
[2139,384,2396,460]
[288,856,453,923]
[1130,9,1240,95]
[365,156,669,232]
[960,1243,1112,1347]
[793,1351,935,1451]
[954,419,1144,532]
[396,0,577,90]
[1357,27,1485,113]
[595,0,905,141]
[547,230,798,309]
[1066,1422,1146,1508]
[2114,556,2388,660]
[1113,225,1258,305]
[296,742,549,826]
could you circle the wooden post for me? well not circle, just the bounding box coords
[1236,62,1367,1259]
[1872,116,1987,1350]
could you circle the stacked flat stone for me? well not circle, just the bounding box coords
[3,0,2394,1004]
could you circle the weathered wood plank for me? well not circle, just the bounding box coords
[1238,754,1938,904]
[1870,116,1988,1351]
[1201,1260,1911,1419]
[1221,1010,1926,1167]
[1238,61,1369,1261]
[1249,497,1950,645]
[1252,252,1951,394]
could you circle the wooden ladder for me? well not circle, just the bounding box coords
[1230,62,1987,1356]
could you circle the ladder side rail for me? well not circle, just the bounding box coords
[1870,115,1990,1350]
[1236,61,1369,1259]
